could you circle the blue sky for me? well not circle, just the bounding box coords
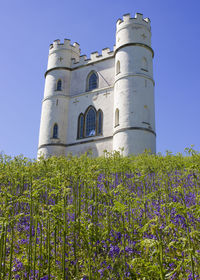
[0,0,200,159]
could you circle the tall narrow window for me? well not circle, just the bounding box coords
[116,60,120,74]
[97,109,103,135]
[115,108,119,127]
[78,114,84,139]
[57,79,62,91]
[53,123,58,138]
[85,107,96,137]
[87,71,98,91]
[141,57,148,71]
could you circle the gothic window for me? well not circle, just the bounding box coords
[141,57,148,72]
[53,123,58,138]
[115,108,119,127]
[77,106,103,139]
[85,107,96,137]
[87,71,98,91]
[116,60,120,75]
[77,114,84,139]
[97,109,103,135]
[56,79,62,91]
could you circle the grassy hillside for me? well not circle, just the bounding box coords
[0,150,200,279]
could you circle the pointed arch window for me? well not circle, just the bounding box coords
[77,114,84,139]
[56,79,62,91]
[53,123,58,138]
[115,108,119,127]
[85,107,96,137]
[116,60,120,75]
[87,71,98,91]
[97,109,103,135]
[77,106,103,139]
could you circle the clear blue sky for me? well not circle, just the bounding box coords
[0,0,200,159]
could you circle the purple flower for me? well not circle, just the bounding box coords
[109,245,120,257]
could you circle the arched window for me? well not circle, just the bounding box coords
[97,109,103,135]
[56,79,62,91]
[85,107,96,137]
[77,106,103,139]
[141,57,148,71]
[53,123,58,138]
[115,108,119,127]
[116,60,120,75]
[77,114,84,139]
[87,71,98,91]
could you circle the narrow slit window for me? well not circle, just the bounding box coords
[53,124,58,138]
[141,57,148,71]
[97,109,103,135]
[115,108,119,126]
[116,60,120,75]
[57,80,62,91]
[78,114,84,139]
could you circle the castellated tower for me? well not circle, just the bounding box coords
[113,13,156,156]
[38,13,156,158]
[38,40,80,157]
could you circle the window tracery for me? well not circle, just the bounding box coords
[77,106,103,139]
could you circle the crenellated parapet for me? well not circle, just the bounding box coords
[49,39,80,55]
[47,39,80,70]
[71,46,115,68]
[46,12,153,72]
[117,13,151,30]
[116,13,152,50]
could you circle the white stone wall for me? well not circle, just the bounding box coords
[65,137,113,157]
[67,58,114,140]
[70,59,114,96]
[113,13,155,155]
[38,13,156,158]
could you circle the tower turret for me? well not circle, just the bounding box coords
[113,13,156,155]
[38,39,80,158]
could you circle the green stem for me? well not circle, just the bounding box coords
[33,219,38,280]
[39,221,43,280]
[122,215,126,275]
[28,180,33,279]
[47,216,51,279]
[0,222,5,276]
[2,224,7,279]
[54,225,57,268]
[8,222,14,280]
[63,194,67,279]
[185,214,195,279]
[157,231,165,280]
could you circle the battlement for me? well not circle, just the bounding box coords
[117,13,151,30]
[71,46,115,68]
[49,39,80,54]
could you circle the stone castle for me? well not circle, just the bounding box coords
[38,13,156,158]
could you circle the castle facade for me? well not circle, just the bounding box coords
[38,13,156,158]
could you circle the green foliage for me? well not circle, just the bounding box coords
[0,151,200,279]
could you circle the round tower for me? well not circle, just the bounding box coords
[113,13,156,156]
[38,39,80,158]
